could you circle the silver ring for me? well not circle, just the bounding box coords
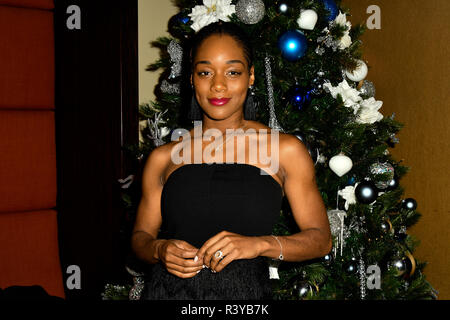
[214,250,224,259]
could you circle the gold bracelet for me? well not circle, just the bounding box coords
[271,235,284,261]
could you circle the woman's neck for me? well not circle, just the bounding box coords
[201,118,248,135]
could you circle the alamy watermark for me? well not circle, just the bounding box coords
[169,121,280,176]
[366,5,381,30]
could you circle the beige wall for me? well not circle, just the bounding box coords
[342,0,450,300]
[139,0,450,299]
[138,0,178,105]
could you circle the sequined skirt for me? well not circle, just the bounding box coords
[140,257,273,300]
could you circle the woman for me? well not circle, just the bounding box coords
[132,21,332,300]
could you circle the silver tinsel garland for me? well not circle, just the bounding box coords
[359,257,366,300]
[264,54,284,131]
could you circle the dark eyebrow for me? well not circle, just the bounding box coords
[227,60,245,66]
[194,61,209,68]
[194,60,245,68]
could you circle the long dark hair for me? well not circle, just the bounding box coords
[187,21,256,121]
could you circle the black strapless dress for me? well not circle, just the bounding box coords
[140,163,283,300]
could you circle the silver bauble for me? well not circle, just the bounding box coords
[236,0,265,24]
[389,258,407,277]
[369,162,395,189]
[294,281,313,299]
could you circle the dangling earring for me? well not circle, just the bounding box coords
[244,85,257,120]
[188,89,202,121]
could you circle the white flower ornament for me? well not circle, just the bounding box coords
[338,185,357,210]
[188,0,236,32]
[334,11,352,50]
[323,79,362,113]
[356,97,384,124]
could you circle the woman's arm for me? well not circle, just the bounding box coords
[257,133,332,261]
[131,145,168,265]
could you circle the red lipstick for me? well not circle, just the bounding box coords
[208,98,230,106]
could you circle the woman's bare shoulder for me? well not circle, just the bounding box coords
[278,132,315,179]
[143,141,179,174]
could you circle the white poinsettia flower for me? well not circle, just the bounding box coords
[188,0,236,32]
[323,79,362,113]
[334,11,352,50]
[356,97,384,124]
[335,11,351,29]
[338,185,357,210]
[339,33,352,50]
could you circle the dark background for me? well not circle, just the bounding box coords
[54,0,139,299]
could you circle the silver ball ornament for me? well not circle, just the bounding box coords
[359,80,376,98]
[294,281,313,299]
[236,0,265,24]
[389,257,407,277]
[369,162,395,189]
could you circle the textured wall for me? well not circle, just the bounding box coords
[138,0,178,105]
[342,0,450,299]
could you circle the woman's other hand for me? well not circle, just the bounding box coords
[196,231,263,273]
[158,239,204,278]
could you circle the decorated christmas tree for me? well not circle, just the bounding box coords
[109,0,437,300]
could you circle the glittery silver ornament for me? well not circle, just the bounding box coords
[129,276,145,300]
[359,80,376,98]
[167,40,183,79]
[327,209,347,257]
[311,76,324,95]
[264,55,284,131]
[126,266,146,300]
[359,257,366,300]
[315,46,325,55]
[147,109,168,147]
[236,0,265,24]
[369,162,395,189]
[160,80,180,94]
[317,31,340,52]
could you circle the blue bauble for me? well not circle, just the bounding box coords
[347,176,356,186]
[287,85,313,110]
[278,30,308,62]
[175,12,190,24]
[320,0,339,21]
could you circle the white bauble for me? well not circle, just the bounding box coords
[297,9,318,30]
[329,153,353,177]
[345,60,368,82]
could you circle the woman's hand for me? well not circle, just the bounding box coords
[158,239,204,278]
[196,231,263,273]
